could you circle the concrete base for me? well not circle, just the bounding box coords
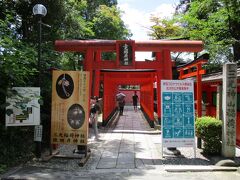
[215,159,238,167]
[154,124,161,130]
[163,148,181,156]
[164,165,238,172]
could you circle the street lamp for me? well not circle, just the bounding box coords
[33,4,47,86]
[33,4,47,159]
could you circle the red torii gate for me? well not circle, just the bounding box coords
[177,58,208,117]
[55,40,203,127]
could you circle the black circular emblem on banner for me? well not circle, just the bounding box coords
[67,104,85,129]
[56,74,74,99]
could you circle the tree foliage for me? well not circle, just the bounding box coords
[177,0,240,64]
[84,0,117,21]
[92,5,131,39]
[0,6,37,89]
[0,0,131,171]
[149,0,240,66]
[148,16,182,40]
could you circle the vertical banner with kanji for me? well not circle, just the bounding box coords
[51,71,89,145]
[161,80,195,150]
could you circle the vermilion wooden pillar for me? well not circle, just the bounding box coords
[196,63,202,117]
[150,73,154,121]
[94,50,101,97]
[156,71,162,122]
[163,50,172,79]
[84,48,94,97]
[177,59,207,117]
[155,52,162,121]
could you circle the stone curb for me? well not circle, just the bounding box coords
[0,165,24,178]
[164,165,238,172]
[2,165,239,179]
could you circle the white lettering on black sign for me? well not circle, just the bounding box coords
[119,43,132,66]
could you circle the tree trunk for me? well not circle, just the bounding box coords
[233,41,240,63]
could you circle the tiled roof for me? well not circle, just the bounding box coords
[182,68,240,83]
[201,68,240,83]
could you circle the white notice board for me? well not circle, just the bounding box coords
[6,87,40,126]
[161,80,196,157]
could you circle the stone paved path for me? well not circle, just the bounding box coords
[97,106,161,169]
[94,106,216,170]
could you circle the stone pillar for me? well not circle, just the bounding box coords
[222,62,237,158]
[216,85,222,120]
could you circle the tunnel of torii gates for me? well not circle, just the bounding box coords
[55,40,203,127]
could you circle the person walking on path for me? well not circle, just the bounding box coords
[90,96,100,140]
[118,98,125,115]
[116,91,126,116]
[132,91,138,112]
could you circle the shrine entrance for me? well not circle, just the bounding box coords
[101,69,155,126]
[55,40,203,127]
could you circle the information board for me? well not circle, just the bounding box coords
[51,71,89,146]
[5,87,40,126]
[161,80,195,150]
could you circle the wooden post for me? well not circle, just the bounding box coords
[163,50,172,79]
[94,70,100,97]
[156,71,162,124]
[85,48,94,97]
[94,51,101,97]
[155,52,162,123]
[196,64,202,148]
[216,85,223,120]
[196,63,202,117]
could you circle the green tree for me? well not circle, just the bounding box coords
[223,0,240,62]
[176,0,240,64]
[0,0,132,171]
[84,0,117,21]
[92,5,131,39]
[0,8,38,172]
[0,7,37,95]
[148,16,182,40]
[147,15,185,70]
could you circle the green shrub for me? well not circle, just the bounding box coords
[195,116,222,155]
[0,125,35,173]
[0,164,7,174]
